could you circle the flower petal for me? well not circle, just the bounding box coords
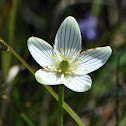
[27,37,53,68]
[54,16,82,59]
[35,69,62,85]
[74,46,112,75]
[64,74,92,92]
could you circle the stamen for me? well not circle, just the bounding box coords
[68,50,73,60]
[50,55,59,69]
[69,54,81,71]
[65,71,68,74]
[51,55,55,62]
[65,48,68,59]
[61,48,63,58]
[58,69,62,72]
[54,52,59,63]
[70,54,79,66]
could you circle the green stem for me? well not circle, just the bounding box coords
[0,37,86,126]
[58,85,64,126]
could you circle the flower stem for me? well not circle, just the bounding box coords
[58,85,64,126]
[0,37,86,126]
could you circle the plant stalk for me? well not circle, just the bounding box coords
[58,85,64,126]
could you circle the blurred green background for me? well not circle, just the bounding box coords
[0,0,126,126]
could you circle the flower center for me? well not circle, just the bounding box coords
[59,60,69,72]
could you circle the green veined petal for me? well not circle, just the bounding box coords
[35,69,62,85]
[74,46,112,75]
[64,74,92,92]
[27,37,54,68]
[54,16,82,59]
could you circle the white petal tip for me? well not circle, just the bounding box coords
[64,74,92,92]
[27,36,37,43]
[35,69,61,85]
[72,85,91,92]
[104,46,112,57]
[65,16,76,20]
[64,16,78,24]
[105,46,112,51]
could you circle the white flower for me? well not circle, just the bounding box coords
[27,16,112,92]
